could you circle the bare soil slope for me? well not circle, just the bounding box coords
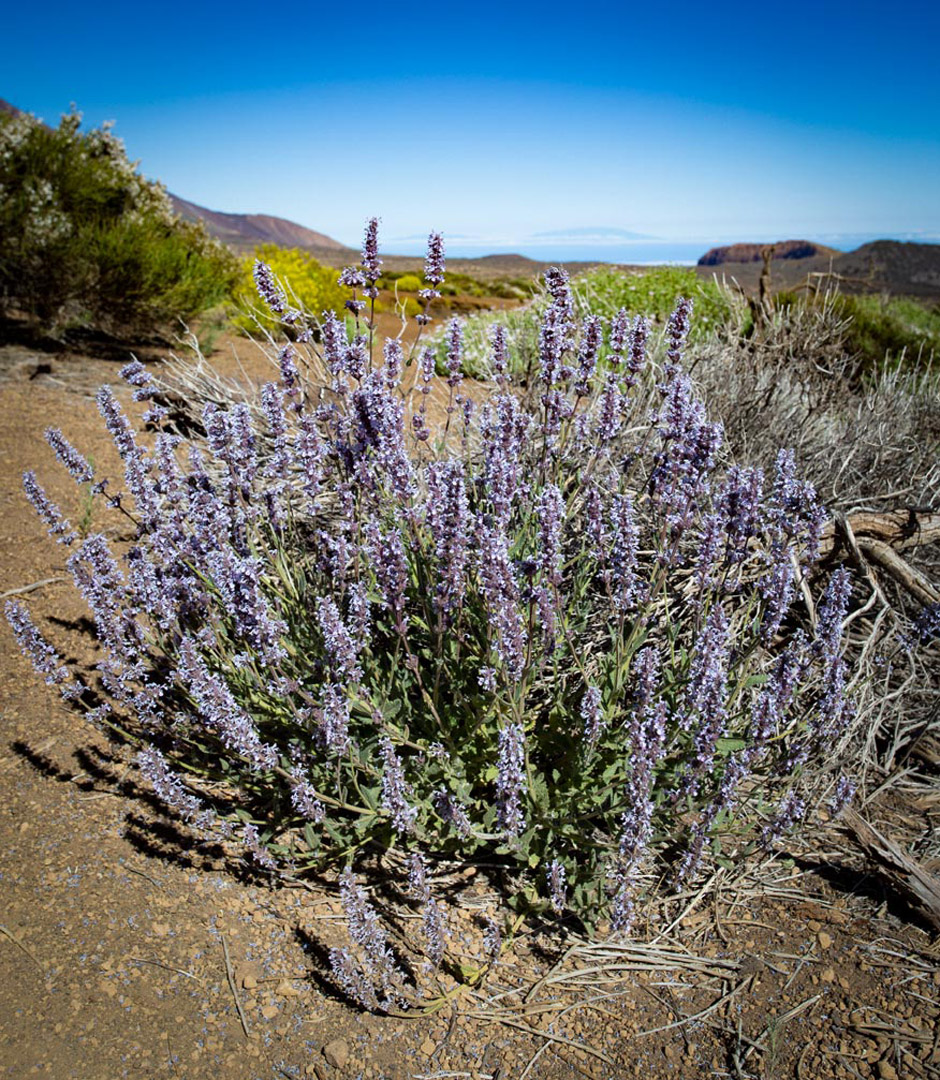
[1,338,938,1080]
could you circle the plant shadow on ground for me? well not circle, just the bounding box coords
[792,851,939,938]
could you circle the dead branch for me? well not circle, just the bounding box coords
[841,807,940,935]
[819,509,940,558]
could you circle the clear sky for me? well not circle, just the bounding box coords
[6,0,939,256]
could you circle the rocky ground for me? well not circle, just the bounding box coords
[1,334,938,1080]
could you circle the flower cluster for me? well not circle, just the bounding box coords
[7,221,862,1006]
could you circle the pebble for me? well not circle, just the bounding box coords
[419,1037,437,1057]
[878,1062,898,1080]
[323,1038,349,1069]
[818,931,833,949]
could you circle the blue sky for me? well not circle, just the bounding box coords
[6,1,939,257]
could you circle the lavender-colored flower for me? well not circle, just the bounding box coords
[360,217,382,295]
[138,745,215,830]
[490,324,509,385]
[547,858,567,915]
[423,231,446,287]
[814,568,852,663]
[44,428,94,483]
[379,735,417,834]
[431,787,473,838]
[68,533,143,664]
[278,344,302,403]
[289,767,326,823]
[608,307,630,361]
[177,636,278,771]
[96,386,159,527]
[574,315,602,397]
[318,682,351,755]
[665,297,693,367]
[205,545,286,662]
[260,382,291,482]
[496,721,527,837]
[693,512,724,597]
[119,359,157,401]
[444,319,464,390]
[316,596,363,682]
[676,606,730,799]
[476,519,527,680]
[363,520,409,632]
[407,852,447,966]
[596,372,623,442]
[5,600,82,699]
[426,460,470,616]
[480,392,531,526]
[625,315,650,388]
[22,470,77,544]
[536,483,565,588]
[828,776,855,817]
[718,465,764,563]
[332,866,405,1009]
[761,789,806,848]
[606,493,639,613]
[242,822,277,871]
[581,683,604,745]
[253,260,288,314]
[538,267,574,387]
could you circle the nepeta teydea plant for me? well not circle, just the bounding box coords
[8,219,856,985]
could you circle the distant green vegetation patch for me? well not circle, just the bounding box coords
[445,265,741,379]
[574,266,738,337]
[835,294,940,369]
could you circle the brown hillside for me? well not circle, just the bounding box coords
[830,240,940,296]
[169,195,347,253]
[698,240,840,266]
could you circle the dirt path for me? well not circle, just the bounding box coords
[0,339,938,1080]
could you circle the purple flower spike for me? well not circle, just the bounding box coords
[496,721,527,837]
[5,600,82,699]
[253,260,288,314]
[547,859,567,914]
[22,470,77,544]
[138,745,215,830]
[666,297,693,368]
[44,428,94,483]
[379,735,417,834]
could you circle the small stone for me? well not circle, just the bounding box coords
[818,931,833,949]
[260,1005,279,1020]
[878,1062,898,1080]
[807,919,822,932]
[275,980,300,998]
[241,975,258,990]
[821,967,836,983]
[419,1038,437,1058]
[323,1039,349,1069]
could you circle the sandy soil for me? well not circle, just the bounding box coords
[1,334,938,1080]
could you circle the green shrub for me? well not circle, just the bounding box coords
[393,273,422,293]
[0,107,237,338]
[10,230,866,1011]
[834,293,940,370]
[445,265,742,378]
[231,244,346,335]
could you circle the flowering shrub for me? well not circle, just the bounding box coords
[0,106,236,337]
[231,244,346,336]
[443,264,741,379]
[8,220,861,1008]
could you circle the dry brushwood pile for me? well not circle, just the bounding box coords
[1,221,939,1080]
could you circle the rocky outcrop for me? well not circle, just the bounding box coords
[698,240,839,266]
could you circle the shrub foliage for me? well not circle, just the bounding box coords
[9,222,864,1009]
[0,107,237,337]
